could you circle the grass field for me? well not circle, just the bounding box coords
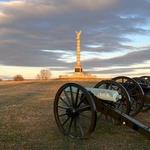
[0,80,149,150]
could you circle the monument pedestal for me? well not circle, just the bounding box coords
[59,72,96,80]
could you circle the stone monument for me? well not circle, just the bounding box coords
[59,31,96,80]
[75,31,83,72]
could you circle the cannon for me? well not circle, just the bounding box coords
[112,76,150,114]
[53,80,150,139]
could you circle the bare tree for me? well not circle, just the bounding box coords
[37,69,51,80]
[14,75,24,81]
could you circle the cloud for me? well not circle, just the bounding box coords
[91,66,150,74]
[82,48,150,69]
[0,0,118,20]
[0,0,149,77]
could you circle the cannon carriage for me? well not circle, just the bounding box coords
[53,77,150,139]
[113,76,150,113]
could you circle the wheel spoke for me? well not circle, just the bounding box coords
[128,86,137,93]
[74,117,77,136]
[122,78,124,83]
[78,105,91,113]
[68,117,73,134]
[80,114,90,119]
[58,105,69,110]
[75,88,80,107]
[62,116,70,126]
[77,95,85,107]
[60,97,70,107]
[77,118,84,136]
[70,86,74,107]
[59,113,67,117]
[64,90,72,106]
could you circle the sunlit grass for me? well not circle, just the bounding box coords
[0,80,149,149]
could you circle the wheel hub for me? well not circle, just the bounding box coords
[66,108,79,117]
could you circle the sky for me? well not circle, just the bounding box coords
[0,0,150,79]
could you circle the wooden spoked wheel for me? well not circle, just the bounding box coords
[94,80,131,115]
[54,83,97,138]
[113,76,144,116]
[139,76,150,86]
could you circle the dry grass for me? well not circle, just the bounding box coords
[0,80,149,150]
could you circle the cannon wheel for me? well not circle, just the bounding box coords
[54,83,97,138]
[112,76,144,116]
[94,80,131,115]
[139,76,150,86]
[133,76,150,86]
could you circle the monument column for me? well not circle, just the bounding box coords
[75,31,83,72]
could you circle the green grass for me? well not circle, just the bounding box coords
[0,80,149,150]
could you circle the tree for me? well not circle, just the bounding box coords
[37,69,51,80]
[13,75,24,81]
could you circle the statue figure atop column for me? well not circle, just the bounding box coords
[76,31,81,40]
[75,31,83,73]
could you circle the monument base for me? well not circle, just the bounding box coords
[59,72,97,80]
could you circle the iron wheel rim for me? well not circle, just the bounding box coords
[113,76,144,116]
[94,80,131,115]
[54,83,97,138]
